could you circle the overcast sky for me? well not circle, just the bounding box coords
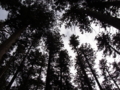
[0,8,8,20]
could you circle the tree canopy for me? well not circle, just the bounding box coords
[0,0,120,90]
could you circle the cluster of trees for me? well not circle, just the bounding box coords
[0,0,120,90]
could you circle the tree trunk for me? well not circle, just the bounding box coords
[0,21,5,30]
[109,44,120,55]
[6,45,31,90]
[0,55,15,79]
[87,1,120,7]
[78,8,120,30]
[106,68,120,90]
[45,50,52,90]
[36,60,44,90]
[60,58,62,90]
[80,70,85,90]
[83,53,103,90]
[0,27,26,61]
[75,48,93,90]
[19,60,34,90]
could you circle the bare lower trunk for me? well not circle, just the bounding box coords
[79,8,120,30]
[88,1,120,7]
[45,50,52,90]
[60,59,62,90]
[106,68,120,90]
[109,44,120,55]
[0,55,14,79]
[0,27,26,61]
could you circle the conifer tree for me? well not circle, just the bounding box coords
[69,34,93,90]
[95,32,120,57]
[44,30,63,90]
[99,59,120,90]
[0,0,55,60]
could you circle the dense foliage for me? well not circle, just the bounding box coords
[0,0,120,90]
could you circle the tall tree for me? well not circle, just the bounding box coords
[57,49,74,90]
[44,30,63,90]
[0,1,55,60]
[99,59,120,90]
[6,44,32,90]
[79,44,103,90]
[18,50,46,90]
[50,0,120,33]
[70,34,103,90]
[69,34,93,90]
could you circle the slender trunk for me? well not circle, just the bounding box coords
[65,78,69,90]
[0,21,5,30]
[0,44,26,79]
[45,50,52,90]
[88,1,120,7]
[106,68,120,90]
[109,44,120,55]
[20,61,34,90]
[6,45,31,90]
[0,27,26,61]
[80,70,85,90]
[36,60,44,90]
[79,8,120,30]
[75,47,93,90]
[0,55,15,79]
[60,59,62,90]
[83,53,103,90]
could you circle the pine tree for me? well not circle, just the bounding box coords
[99,59,120,90]
[69,34,93,90]
[57,49,74,90]
[0,1,55,60]
[50,0,120,32]
[44,30,63,90]
[95,32,120,57]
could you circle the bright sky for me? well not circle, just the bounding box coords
[0,8,8,20]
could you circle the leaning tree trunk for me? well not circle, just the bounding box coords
[0,45,24,79]
[6,45,31,90]
[0,27,26,61]
[35,60,44,90]
[75,48,93,90]
[83,53,103,90]
[106,68,120,90]
[108,44,120,55]
[45,50,53,90]
[78,8,120,30]
[0,55,15,79]
[87,1,120,7]
[60,58,63,90]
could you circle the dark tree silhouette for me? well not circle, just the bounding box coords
[95,32,120,57]
[70,34,103,90]
[0,1,55,60]
[69,34,93,90]
[99,59,120,90]
[57,49,74,90]
[44,30,63,90]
